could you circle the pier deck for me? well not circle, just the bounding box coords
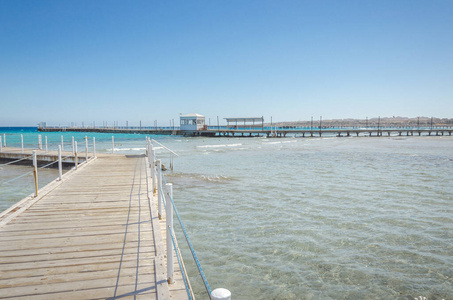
[0,147,85,165]
[0,155,188,299]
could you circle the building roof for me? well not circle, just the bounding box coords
[180,113,205,118]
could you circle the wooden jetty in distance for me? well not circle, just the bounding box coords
[0,154,189,299]
[38,126,453,138]
[0,147,85,165]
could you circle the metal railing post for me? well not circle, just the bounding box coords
[2,133,5,147]
[147,142,152,168]
[85,136,88,162]
[166,183,174,284]
[112,136,114,154]
[157,159,162,219]
[93,137,96,158]
[32,150,38,197]
[38,134,42,150]
[21,134,24,153]
[74,141,78,169]
[0,136,2,152]
[61,135,64,151]
[151,149,156,193]
[45,136,48,153]
[72,137,75,155]
[58,145,63,180]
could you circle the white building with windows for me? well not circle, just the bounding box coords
[180,113,206,131]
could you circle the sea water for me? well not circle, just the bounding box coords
[0,128,452,299]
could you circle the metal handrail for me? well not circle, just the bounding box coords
[151,139,179,157]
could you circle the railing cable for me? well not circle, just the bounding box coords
[169,226,193,300]
[1,170,34,185]
[0,155,33,167]
[166,190,212,296]
[39,160,59,169]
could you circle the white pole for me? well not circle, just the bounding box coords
[0,136,2,152]
[147,141,151,167]
[112,136,114,154]
[21,134,24,153]
[61,135,64,151]
[93,137,96,158]
[45,136,48,153]
[151,148,156,193]
[3,134,5,147]
[85,136,88,162]
[166,183,174,284]
[38,134,42,150]
[58,145,62,180]
[32,150,38,197]
[211,288,232,300]
[157,159,162,219]
[72,137,75,155]
[74,141,78,169]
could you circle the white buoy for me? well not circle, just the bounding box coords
[211,288,231,300]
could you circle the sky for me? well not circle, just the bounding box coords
[0,0,452,126]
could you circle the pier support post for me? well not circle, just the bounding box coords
[32,150,38,197]
[21,134,24,153]
[75,141,78,170]
[211,288,232,300]
[165,183,174,284]
[157,159,162,220]
[58,145,63,180]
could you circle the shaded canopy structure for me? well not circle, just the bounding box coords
[224,117,264,129]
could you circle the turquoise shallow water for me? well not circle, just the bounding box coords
[1,128,452,299]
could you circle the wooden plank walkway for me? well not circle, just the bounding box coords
[0,155,189,299]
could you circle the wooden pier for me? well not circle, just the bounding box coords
[0,154,189,299]
[38,126,453,138]
[0,147,84,165]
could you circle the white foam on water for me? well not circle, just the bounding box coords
[113,147,146,151]
[197,143,242,148]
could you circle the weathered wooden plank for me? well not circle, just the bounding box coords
[0,260,154,281]
[0,275,155,298]
[0,265,156,288]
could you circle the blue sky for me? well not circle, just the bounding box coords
[1,0,452,126]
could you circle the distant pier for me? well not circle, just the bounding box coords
[38,126,453,138]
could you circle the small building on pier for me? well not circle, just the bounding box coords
[180,113,206,131]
